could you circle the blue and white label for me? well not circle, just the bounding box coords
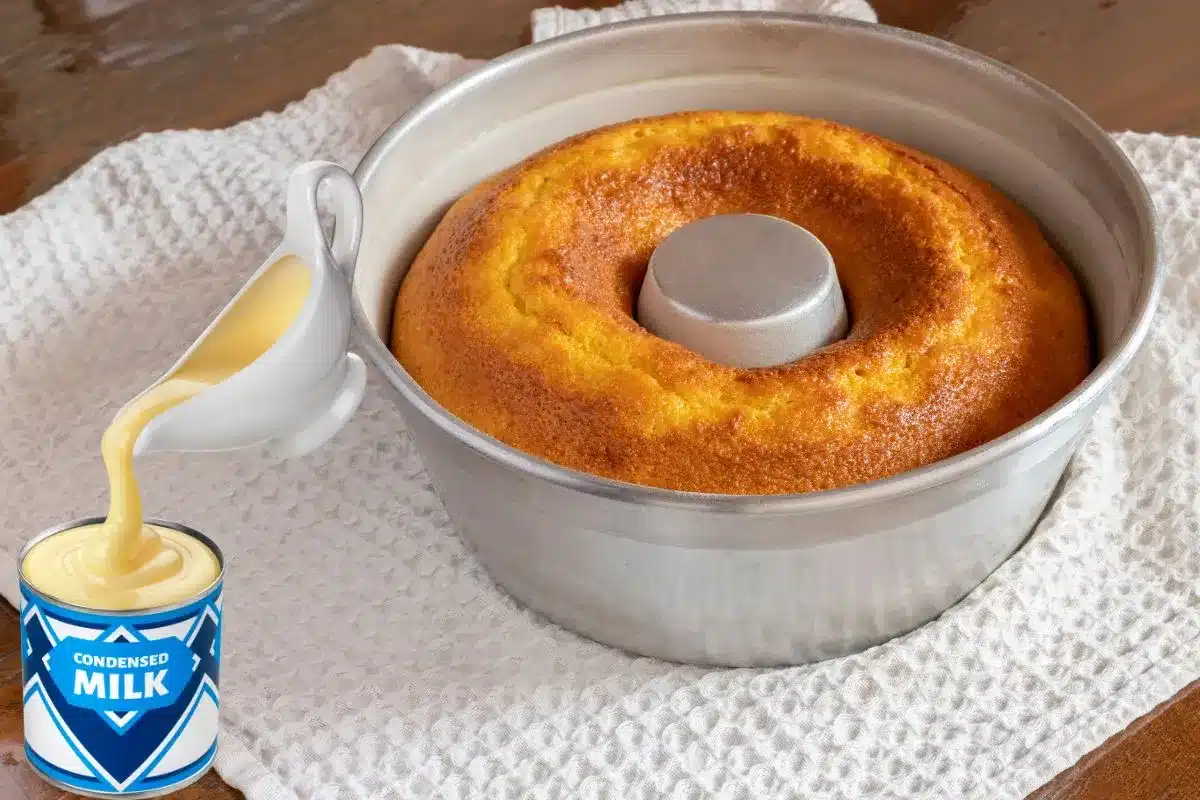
[48,636,196,714]
[21,582,222,795]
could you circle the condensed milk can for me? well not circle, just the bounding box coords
[19,519,224,797]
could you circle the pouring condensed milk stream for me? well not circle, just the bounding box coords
[17,162,366,798]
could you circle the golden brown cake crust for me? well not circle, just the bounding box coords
[392,111,1092,495]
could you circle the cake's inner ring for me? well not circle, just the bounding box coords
[543,133,953,347]
[532,129,961,373]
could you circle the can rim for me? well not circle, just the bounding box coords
[18,517,225,617]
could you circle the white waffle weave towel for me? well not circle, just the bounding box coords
[0,1,1196,798]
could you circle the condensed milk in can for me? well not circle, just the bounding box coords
[19,518,224,797]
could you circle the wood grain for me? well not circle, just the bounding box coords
[0,0,1196,798]
[1030,680,1200,800]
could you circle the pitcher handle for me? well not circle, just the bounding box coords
[284,161,363,278]
[263,161,367,458]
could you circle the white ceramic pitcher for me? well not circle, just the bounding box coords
[128,161,366,459]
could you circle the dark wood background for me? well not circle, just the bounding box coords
[0,0,1196,797]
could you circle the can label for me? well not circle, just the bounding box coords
[20,581,222,795]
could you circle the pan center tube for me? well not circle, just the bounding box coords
[637,213,849,368]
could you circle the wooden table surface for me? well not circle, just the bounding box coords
[1,0,1196,797]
